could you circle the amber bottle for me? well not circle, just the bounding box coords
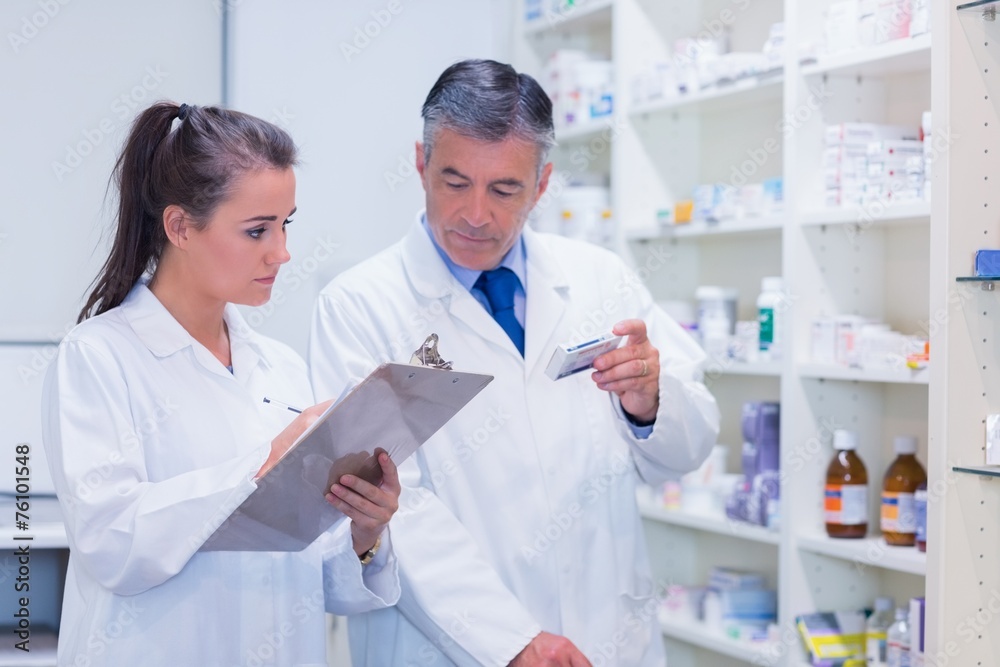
[881,436,928,547]
[825,430,869,539]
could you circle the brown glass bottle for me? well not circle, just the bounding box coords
[825,430,869,539]
[881,436,928,547]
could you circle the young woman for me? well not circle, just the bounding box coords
[42,102,400,666]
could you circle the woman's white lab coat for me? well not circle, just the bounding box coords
[42,283,399,667]
[309,217,720,666]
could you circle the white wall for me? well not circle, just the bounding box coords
[0,1,223,493]
[229,0,511,357]
[0,0,223,342]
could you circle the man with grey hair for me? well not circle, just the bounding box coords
[310,59,719,666]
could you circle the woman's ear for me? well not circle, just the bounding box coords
[162,205,189,248]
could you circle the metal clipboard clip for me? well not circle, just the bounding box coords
[409,333,453,370]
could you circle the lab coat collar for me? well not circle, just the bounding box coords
[400,212,466,301]
[520,225,570,374]
[120,281,269,373]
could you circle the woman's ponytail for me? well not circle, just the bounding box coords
[78,102,180,322]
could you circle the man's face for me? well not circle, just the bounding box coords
[417,128,552,271]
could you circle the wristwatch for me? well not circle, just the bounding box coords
[358,536,381,565]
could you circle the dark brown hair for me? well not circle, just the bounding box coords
[78,102,298,322]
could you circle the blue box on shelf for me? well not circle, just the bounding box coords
[974,249,1000,277]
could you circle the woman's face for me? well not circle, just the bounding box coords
[183,168,296,307]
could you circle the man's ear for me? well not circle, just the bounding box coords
[415,141,429,190]
[163,205,190,249]
[533,162,554,206]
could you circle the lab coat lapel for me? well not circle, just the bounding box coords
[522,227,569,377]
[399,218,517,359]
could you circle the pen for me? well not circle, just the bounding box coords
[262,397,302,414]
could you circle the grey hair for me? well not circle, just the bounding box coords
[421,59,556,176]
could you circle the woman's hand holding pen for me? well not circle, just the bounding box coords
[256,399,334,479]
[326,452,400,557]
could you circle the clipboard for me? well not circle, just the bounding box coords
[200,358,493,552]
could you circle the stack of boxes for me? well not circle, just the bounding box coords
[820,0,930,57]
[823,122,922,208]
[542,50,614,132]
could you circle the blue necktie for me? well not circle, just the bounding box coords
[475,267,525,356]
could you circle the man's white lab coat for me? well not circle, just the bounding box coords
[309,219,719,666]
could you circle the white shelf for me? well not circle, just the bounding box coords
[625,215,784,241]
[0,496,68,549]
[524,0,613,35]
[639,501,781,545]
[799,201,931,227]
[555,118,616,143]
[797,363,930,385]
[797,534,926,576]
[800,33,932,78]
[719,361,783,377]
[630,73,783,116]
[659,613,780,662]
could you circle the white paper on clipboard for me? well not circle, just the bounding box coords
[200,362,493,552]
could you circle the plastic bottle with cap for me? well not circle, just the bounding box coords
[866,596,895,667]
[757,276,785,362]
[881,435,927,547]
[825,429,869,539]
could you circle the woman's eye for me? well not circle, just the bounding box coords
[283,218,293,228]
[247,227,266,239]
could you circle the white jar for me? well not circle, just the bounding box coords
[757,277,785,361]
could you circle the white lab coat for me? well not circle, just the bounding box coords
[42,282,399,667]
[309,218,719,666]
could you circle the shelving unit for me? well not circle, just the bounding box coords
[659,613,779,663]
[799,33,932,78]
[797,363,930,385]
[798,201,931,227]
[639,498,781,546]
[630,73,784,117]
[511,0,948,664]
[796,534,926,576]
[523,0,613,35]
